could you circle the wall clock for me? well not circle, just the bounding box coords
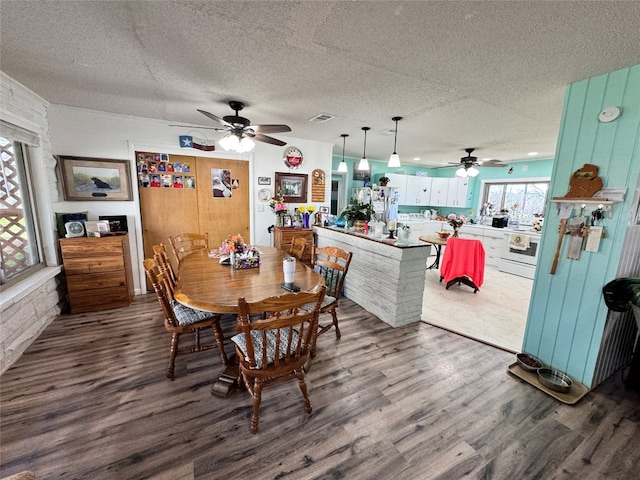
[65,221,85,238]
[283,146,303,169]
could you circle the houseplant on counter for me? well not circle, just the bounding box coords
[339,196,374,232]
[379,176,390,187]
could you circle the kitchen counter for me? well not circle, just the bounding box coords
[314,226,432,327]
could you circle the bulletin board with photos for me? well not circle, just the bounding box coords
[137,152,196,190]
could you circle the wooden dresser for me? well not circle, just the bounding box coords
[59,234,134,313]
[273,227,313,266]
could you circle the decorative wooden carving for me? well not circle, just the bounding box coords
[311,168,325,202]
[563,164,603,199]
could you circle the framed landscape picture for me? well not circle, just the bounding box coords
[58,156,133,201]
[275,172,308,203]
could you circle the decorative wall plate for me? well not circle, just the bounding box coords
[283,146,303,169]
[258,187,272,202]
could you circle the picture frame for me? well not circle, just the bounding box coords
[352,169,371,182]
[58,156,133,201]
[319,206,330,214]
[258,176,271,185]
[275,172,308,203]
[282,214,293,227]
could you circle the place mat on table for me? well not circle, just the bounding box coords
[507,362,589,405]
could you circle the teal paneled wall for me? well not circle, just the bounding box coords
[523,64,640,388]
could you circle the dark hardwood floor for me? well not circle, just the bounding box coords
[1,294,639,479]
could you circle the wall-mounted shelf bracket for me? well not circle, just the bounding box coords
[551,198,619,218]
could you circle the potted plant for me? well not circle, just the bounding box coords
[339,197,374,232]
[379,176,390,187]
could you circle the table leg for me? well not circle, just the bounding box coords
[426,244,442,270]
[211,354,241,398]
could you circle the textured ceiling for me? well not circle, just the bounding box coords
[2,1,639,167]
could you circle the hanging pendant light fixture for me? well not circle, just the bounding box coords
[338,134,349,172]
[387,116,402,168]
[358,127,370,171]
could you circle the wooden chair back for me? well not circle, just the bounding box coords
[312,246,352,299]
[169,232,209,263]
[152,243,177,298]
[143,258,179,328]
[233,286,326,433]
[288,236,307,262]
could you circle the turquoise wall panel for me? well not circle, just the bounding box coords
[523,64,640,388]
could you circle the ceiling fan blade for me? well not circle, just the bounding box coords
[248,124,291,134]
[197,109,233,128]
[169,124,225,131]
[252,133,287,147]
[479,159,507,167]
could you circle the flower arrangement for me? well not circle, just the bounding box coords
[480,202,494,216]
[296,205,316,214]
[447,214,467,236]
[221,233,247,255]
[269,191,288,214]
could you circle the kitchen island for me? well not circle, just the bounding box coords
[314,225,432,327]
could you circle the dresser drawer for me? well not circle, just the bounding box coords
[68,286,132,313]
[66,271,127,291]
[63,256,125,275]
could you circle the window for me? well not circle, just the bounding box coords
[483,181,549,216]
[0,136,42,284]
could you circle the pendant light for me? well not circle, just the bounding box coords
[357,127,370,171]
[338,134,349,172]
[387,116,402,168]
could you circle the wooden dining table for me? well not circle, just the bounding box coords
[174,246,323,313]
[174,246,323,396]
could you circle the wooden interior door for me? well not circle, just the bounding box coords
[195,157,250,250]
[138,152,250,282]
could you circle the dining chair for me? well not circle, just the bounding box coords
[439,237,485,293]
[143,258,228,379]
[231,285,326,434]
[168,232,209,264]
[303,246,353,357]
[288,236,307,262]
[152,243,177,296]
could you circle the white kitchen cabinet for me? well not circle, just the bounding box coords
[404,175,421,205]
[417,177,433,205]
[385,173,408,204]
[429,178,449,206]
[446,177,469,207]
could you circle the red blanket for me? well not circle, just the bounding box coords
[440,238,486,288]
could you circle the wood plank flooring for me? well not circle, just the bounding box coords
[1,294,639,479]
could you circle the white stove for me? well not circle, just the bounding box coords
[498,230,542,279]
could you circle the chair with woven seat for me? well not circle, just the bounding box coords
[143,258,228,379]
[231,286,326,434]
[288,236,307,262]
[168,232,209,264]
[304,246,352,357]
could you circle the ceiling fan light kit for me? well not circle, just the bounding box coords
[358,127,370,171]
[338,134,349,173]
[387,116,402,168]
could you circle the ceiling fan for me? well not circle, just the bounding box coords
[447,148,507,177]
[171,100,291,152]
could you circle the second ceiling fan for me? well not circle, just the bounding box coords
[448,148,507,177]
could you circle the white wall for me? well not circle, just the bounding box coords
[47,105,333,293]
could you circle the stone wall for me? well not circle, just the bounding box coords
[1,71,64,374]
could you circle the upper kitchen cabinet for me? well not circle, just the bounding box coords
[429,178,449,206]
[404,176,432,205]
[446,177,469,207]
[385,173,408,204]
